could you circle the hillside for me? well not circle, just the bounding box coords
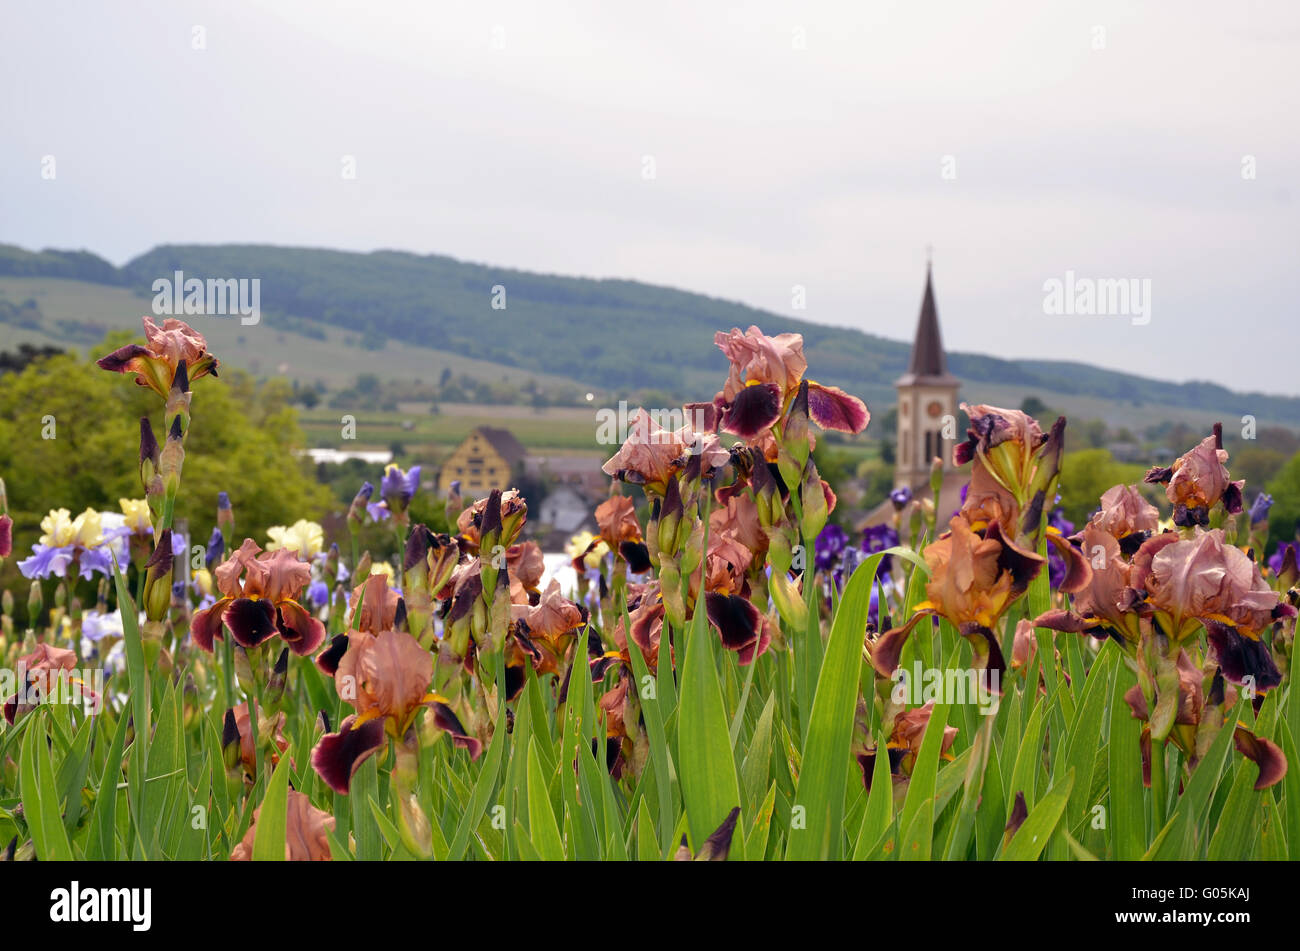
[3,241,1299,432]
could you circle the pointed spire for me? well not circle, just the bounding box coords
[896,258,958,388]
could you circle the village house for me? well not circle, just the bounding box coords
[437,426,526,499]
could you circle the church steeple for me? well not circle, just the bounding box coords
[897,262,958,387]
[894,259,961,489]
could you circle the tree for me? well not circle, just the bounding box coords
[1056,448,1156,529]
[0,346,336,603]
[1265,452,1300,555]
[1020,395,1050,418]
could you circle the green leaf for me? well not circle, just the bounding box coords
[678,577,743,854]
[1008,699,1049,810]
[55,714,95,837]
[740,690,775,815]
[1147,706,1240,860]
[1278,723,1300,859]
[20,713,75,861]
[853,731,894,860]
[624,598,676,854]
[251,754,292,861]
[786,554,883,860]
[525,738,566,860]
[635,796,659,861]
[86,710,131,860]
[1059,640,1116,833]
[1000,769,1075,861]
[1206,760,1260,860]
[1108,660,1145,860]
[895,702,950,861]
[367,795,403,855]
[446,710,505,860]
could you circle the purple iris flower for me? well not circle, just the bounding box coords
[861,523,900,580]
[381,464,421,513]
[367,500,392,522]
[18,521,124,579]
[814,524,849,572]
[206,527,224,568]
[1268,542,1298,577]
[218,491,231,511]
[1250,493,1274,526]
[1046,508,1075,588]
[890,486,912,509]
[82,608,125,643]
[307,579,330,610]
[19,545,74,578]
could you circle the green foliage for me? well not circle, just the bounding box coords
[1056,448,1156,528]
[1266,452,1300,552]
[0,347,334,613]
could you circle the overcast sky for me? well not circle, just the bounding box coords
[3,1,1297,393]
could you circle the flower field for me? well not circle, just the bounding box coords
[0,316,1295,863]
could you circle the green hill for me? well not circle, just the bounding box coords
[3,241,1298,432]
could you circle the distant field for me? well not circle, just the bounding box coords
[298,406,606,455]
[0,276,593,393]
[5,275,1296,444]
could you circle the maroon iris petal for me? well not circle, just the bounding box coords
[504,663,526,701]
[619,541,652,574]
[1033,608,1091,635]
[697,806,741,861]
[1205,621,1282,692]
[1233,728,1288,790]
[95,343,151,373]
[720,383,782,440]
[703,591,769,663]
[704,591,759,651]
[807,382,869,434]
[277,600,327,656]
[190,598,233,652]
[310,714,387,794]
[224,597,278,649]
[315,634,350,677]
[0,514,11,559]
[958,622,1007,696]
[432,703,483,760]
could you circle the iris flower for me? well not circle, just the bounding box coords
[190,538,326,656]
[870,515,1046,692]
[231,790,334,861]
[1130,529,1292,690]
[17,507,127,580]
[3,643,78,724]
[380,464,421,522]
[712,325,869,439]
[96,315,219,398]
[1144,429,1244,528]
[313,628,481,794]
[266,518,325,559]
[601,410,693,493]
[813,524,848,572]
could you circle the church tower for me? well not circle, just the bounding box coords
[895,261,960,491]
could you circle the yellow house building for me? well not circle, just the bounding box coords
[437,426,526,499]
